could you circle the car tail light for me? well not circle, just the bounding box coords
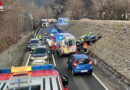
[73,60,78,67]
[89,59,92,66]
[69,46,71,48]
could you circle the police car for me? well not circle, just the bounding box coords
[0,64,68,90]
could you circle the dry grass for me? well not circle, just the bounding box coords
[0,0,46,53]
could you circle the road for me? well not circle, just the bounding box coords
[31,24,107,90]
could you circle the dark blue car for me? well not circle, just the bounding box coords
[67,54,93,75]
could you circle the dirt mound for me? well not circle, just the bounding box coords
[62,20,130,80]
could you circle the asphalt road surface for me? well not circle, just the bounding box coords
[36,24,106,90]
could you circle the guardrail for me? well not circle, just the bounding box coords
[88,51,130,90]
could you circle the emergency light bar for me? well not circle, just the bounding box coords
[50,28,55,32]
[57,35,63,40]
[32,64,54,71]
[0,64,54,74]
[0,68,11,74]
[11,66,32,73]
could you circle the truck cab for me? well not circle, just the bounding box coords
[42,19,49,27]
[0,64,68,90]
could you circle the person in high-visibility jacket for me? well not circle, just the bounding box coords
[38,34,43,40]
[83,42,88,53]
[81,38,84,42]
[51,45,55,54]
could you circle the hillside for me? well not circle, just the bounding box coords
[61,20,130,80]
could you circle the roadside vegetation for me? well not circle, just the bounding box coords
[0,0,48,53]
[52,0,130,20]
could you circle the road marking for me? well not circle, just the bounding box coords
[38,28,42,35]
[52,54,56,67]
[92,73,109,90]
[26,54,31,66]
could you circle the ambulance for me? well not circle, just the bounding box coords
[55,33,76,55]
[0,64,68,90]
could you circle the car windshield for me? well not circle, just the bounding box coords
[68,39,75,46]
[78,59,89,65]
[42,21,46,23]
[30,40,38,44]
[33,48,47,54]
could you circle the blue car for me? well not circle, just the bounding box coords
[67,54,93,75]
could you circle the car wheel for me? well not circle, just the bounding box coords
[72,70,75,76]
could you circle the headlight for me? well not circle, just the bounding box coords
[43,56,47,59]
[31,57,34,60]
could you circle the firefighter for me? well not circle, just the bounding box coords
[83,42,88,53]
[38,34,43,40]
[51,45,55,54]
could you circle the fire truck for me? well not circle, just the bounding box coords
[55,33,76,55]
[0,0,4,11]
[0,64,68,90]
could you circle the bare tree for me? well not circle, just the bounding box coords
[65,0,85,20]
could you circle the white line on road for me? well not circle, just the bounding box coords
[52,54,56,67]
[26,54,31,66]
[38,27,43,35]
[92,73,109,90]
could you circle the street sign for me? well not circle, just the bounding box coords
[0,0,4,11]
[58,18,69,25]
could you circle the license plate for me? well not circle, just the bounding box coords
[81,70,88,72]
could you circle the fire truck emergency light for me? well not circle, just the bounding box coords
[0,64,54,74]
[58,35,63,40]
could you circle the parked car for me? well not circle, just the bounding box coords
[67,54,93,75]
[27,38,41,51]
[30,46,50,65]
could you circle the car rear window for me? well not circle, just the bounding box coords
[30,40,38,44]
[33,48,47,54]
[78,59,89,65]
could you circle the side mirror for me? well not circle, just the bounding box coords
[60,74,68,89]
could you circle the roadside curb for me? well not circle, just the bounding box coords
[88,51,130,90]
